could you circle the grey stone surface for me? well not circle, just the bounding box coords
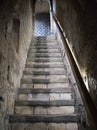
[55,0,97,106]
[18,88,72,94]
[9,114,77,123]
[1,0,94,129]
[15,106,33,114]
[0,0,33,129]
[47,106,74,115]
[49,93,72,100]
[9,123,78,130]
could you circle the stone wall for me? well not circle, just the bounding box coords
[53,0,97,105]
[35,0,50,14]
[0,0,33,129]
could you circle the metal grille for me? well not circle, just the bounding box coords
[34,13,51,36]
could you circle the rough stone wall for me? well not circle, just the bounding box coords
[53,0,97,105]
[35,0,50,14]
[0,0,33,129]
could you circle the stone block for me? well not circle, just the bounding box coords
[34,107,47,114]
[15,106,33,114]
[47,123,67,130]
[32,94,49,101]
[21,84,34,88]
[34,84,47,88]
[47,106,74,115]
[49,94,71,100]
[66,123,78,130]
[28,123,47,130]
[47,83,70,88]
[18,94,27,100]
[47,75,66,79]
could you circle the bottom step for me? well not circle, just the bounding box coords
[9,123,78,130]
[9,114,77,123]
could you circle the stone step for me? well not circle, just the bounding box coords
[15,106,74,115]
[26,62,64,67]
[35,39,57,43]
[18,93,72,101]
[31,45,58,48]
[29,49,60,53]
[35,35,55,39]
[18,88,72,94]
[27,58,63,62]
[32,43,58,46]
[30,46,59,49]
[21,78,69,84]
[35,37,56,42]
[21,83,70,89]
[26,67,65,73]
[25,67,65,71]
[23,70,65,75]
[28,54,61,58]
[27,62,63,66]
[9,123,78,130]
[25,64,64,68]
[23,76,67,82]
[29,50,60,53]
[15,100,74,106]
[35,40,57,44]
[9,114,77,123]
[28,53,61,57]
[23,75,67,80]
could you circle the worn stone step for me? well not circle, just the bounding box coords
[35,35,56,40]
[29,50,60,53]
[28,53,61,56]
[23,70,65,75]
[18,93,49,101]
[35,39,57,43]
[21,78,68,84]
[25,67,65,71]
[32,43,58,46]
[22,74,67,80]
[9,114,77,123]
[30,46,59,49]
[9,123,78,130]
[27,62,63,66]
[27,58,63,62]
[18,93,72,101]
[27,60,63,64]
[15,100,74,107]
[18,88,72,94]
[24,68,66,72]
[35,39,57,42]
[35,39,56,42]
[29,49,60,53]
[23,76,67,81]
[25,64,64,68]
[15,106,74,115]
[31,45,58,48]
[21,83,70,89]
[35,38,56,42]
[28,54,61,58]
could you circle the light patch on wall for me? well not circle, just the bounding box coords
[65,37,90,92]
[82,69,89,92]
[7,19,13,33]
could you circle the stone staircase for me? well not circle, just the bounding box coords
[8,35,78,130]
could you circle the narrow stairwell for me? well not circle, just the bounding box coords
[8,35,78,130]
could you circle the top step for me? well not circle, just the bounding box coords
[34,35,56,40]
[33,35,57,43]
